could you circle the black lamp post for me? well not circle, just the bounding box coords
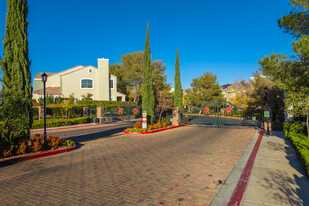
[264,87,270,136]
[41,72,48,139]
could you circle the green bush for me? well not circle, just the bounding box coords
[77,100,123,108]
[288,133,309,176]
[38,95,53,105]
[284,121,305,137]
[46,106,83,118]
[33,107,39,120]
[55,97,64,104]
[125,128,147,132]
[60,139,75,147]
[31,117,90,129]
[299,149,309,176]
[161,117,172,125]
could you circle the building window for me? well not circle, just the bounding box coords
[81,79,93,89]
[88,68,92,73]
[110,79,114,89]
[117,96,122,101]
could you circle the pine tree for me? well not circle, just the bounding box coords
[174,47,183,108]
[0,0,32,146]
[142,23,155,123]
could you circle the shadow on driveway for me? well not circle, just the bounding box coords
[67,126,128,143]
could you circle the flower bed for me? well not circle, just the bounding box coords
[0,134,75,160]
[0,145,76,167]
[124,124,188,134]
[124,119,189,135]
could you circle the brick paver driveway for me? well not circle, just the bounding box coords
[0,125,256,206]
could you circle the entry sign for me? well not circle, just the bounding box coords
[142,111,147,129]
[264,110,270,118]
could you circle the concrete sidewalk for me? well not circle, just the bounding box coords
[211,131,309,206]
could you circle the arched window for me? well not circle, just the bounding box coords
[81,79,93,89]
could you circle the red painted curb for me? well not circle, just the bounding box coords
[228,129,264,206]
[124,124,189,135]
[0,146,76,167]
[31,122,116,133]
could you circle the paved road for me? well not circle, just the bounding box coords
[31,122,135,143]
[1,125,256,205]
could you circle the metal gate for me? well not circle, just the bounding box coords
[88,107,97,123]
[182,99,260,128]
[100,102,141,123]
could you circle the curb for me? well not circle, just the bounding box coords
[30,122,117,133]
[123,124,189,135]
[0,145,76,168]
[210,129,264,206]
[227,129,264,205]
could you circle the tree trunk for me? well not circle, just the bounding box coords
[159,110,163,122]
[306,113,309,140]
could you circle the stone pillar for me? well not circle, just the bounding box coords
[172,107,180,126]
[38,106,44,120]
[83,107,89,117]
[97,107,103,124]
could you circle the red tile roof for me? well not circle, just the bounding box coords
[34,72,56,79]
[33,87,62,95]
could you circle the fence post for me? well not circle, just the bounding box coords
[83,107,89,117]
[172,107,180,126]
[97,107,103,123]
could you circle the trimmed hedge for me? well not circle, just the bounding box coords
[31,117,90,129]
[288,133,309,176]
[284,121,309,176]
[77,100,123,108]
[46,106,83,118]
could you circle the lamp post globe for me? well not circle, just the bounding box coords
[41,72,47,83]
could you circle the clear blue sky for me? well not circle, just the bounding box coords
[0,0,294,89]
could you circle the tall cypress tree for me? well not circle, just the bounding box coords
[0,0,32,146]
[174,47,183,108]
[142,23,155,123]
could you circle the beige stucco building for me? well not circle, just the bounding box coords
[33,58,125,102]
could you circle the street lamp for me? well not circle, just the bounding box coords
[41,72,48,140]
[264,87,270,136]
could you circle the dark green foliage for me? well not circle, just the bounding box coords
[46,106,83,118]
[278,0,309,38]
[174,47,183,108]
[38,95,53,105]
[284,120,309,176]
[260,0,309,139]
[288,133,309,176]
[186,72,223,107]
[77,100,123,108]
[33,107,39,120]
[160,117,172,125]
[110,52,170,104]
[284,121,305,137]
[109,63,127,95]
[0,0,32,145]
[142,23,155,123]
[60,139,75,147]
[55,97,64,104]
[31,117,90,129]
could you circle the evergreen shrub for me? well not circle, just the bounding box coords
[288,133,309,176]
[77,100,122,108]
[31,117,90,129]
